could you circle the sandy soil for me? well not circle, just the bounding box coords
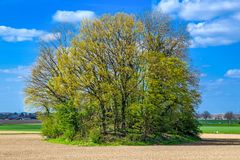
[0,131,40,134]
[200,133,240,139]
[1,134,240,160]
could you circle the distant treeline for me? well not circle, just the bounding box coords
[197,111,240,120]
[0,112,37,120]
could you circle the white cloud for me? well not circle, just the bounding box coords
[53,10,96,23]
[156,0,240,21]
[0,25,58,42]
[155,0,240,47]
[40,32,60,42]
[225,69,240,78]
[180,0,240,21]
[155,0,180,16]
[0,26,44,42]
[187,17,240,47]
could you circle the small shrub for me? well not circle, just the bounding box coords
[41,116,61,138]
[89,128,103,143]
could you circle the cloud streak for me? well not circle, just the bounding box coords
[0,66,31,76]
[53,10,96,23]
[0,66,31,82]
[0,25,58,42]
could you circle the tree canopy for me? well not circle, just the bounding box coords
[24,12,200,143]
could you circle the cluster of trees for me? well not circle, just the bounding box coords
[24,12,200,142]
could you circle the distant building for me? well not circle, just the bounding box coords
[211,114,224,120]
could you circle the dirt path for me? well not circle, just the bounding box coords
[1,134,240,160]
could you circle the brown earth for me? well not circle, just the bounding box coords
[1,134,240,160]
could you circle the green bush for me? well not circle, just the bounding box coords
[41,116,62,138]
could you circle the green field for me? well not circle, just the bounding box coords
[200,126,240,134]
[0,124,41,132]
[199,120,240,134]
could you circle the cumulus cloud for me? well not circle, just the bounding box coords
[155,0,180,16]
[187,16,240,47]
[180,0,240,21]
[225,69,240,78]
[0,25,58,42]
[155,0,240,47]
[53,10,96,23]
[156,0,240,21]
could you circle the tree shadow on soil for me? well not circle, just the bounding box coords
[184,138,240,146]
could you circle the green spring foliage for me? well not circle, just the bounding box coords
[25,12,201,144]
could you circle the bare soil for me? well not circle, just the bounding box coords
[200,133,240,139]
[1,134,240,160]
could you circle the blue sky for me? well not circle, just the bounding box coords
[0,0,239,114]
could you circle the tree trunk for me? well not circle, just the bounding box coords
[121,96,127,135]
[113,96,119,134]
[100,102,107,134]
